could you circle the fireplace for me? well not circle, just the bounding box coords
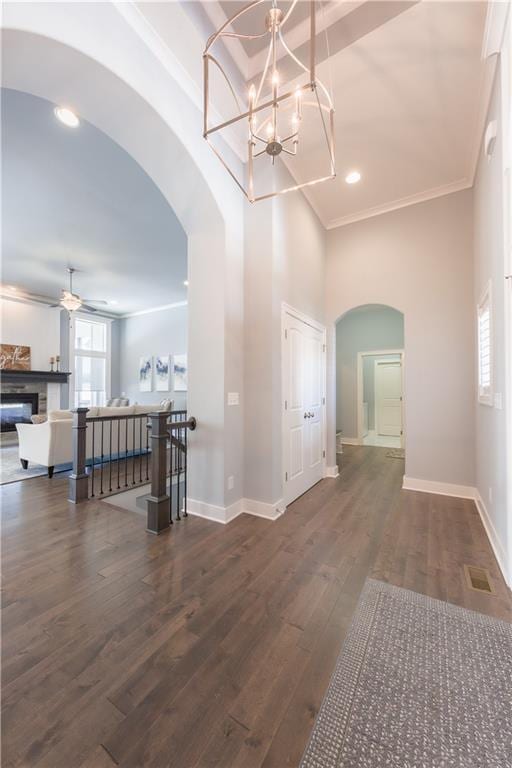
[0,393,39,433]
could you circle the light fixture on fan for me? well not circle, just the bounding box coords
[55,268,108,314]
[203,0,335,202]
[60,268,83,312]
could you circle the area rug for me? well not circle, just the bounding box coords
[386,448,404,459]
[300,579,512,768]
[0,445,68,484]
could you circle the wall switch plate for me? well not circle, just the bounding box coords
[227,392,239,406]
[227,475,235,490]
[494,393,503,410]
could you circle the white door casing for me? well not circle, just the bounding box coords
[283,306,326,506]
[375,360,403,437]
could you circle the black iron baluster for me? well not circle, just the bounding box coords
[100,420,104,495]
[139,417,143,483]
[132,417,136,486]
[125,415,128,487]
[183,424,188,517]
[109,419,113,492]
[169,421,174,524]
[116,417,121,490]
[145,418,149,481]
[176,425,182,521]
[91,421,95,497]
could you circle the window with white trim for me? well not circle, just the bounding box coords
[71,315,110,408]
[477,281,493,405]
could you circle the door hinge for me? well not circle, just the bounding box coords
[285,471,288,481]
[285,329,288,340]
[322,344,326,352]
[284,399,288,410]
[400,396,403,401]
[322,397,325,405]
[400,430,403,435]
[323,450,326,458]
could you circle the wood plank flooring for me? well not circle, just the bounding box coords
[2,445,511,767]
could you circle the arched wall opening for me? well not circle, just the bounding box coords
[334,304,405,453]
[2,9,244,510]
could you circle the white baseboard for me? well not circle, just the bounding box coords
[187,498,243,524]
[243,497,285,520]
[475,491,511,589]
[187,497,285,524]
[340,437,362,446]
[402,476,477,499]
[324,465,340,479]
[401,477,511,590]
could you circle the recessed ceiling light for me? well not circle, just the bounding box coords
[345,171,361,185]
[54,106,80,128]
[183,280,189,287]
[109,300,119,306]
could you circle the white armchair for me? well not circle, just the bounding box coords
[16,402,173,478]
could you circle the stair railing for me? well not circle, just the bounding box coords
[146,411,197,534]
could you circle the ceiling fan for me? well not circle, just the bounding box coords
[51,267,108,313]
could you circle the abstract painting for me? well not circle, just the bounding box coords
[139,355,152,391]
[155,354,170,392]
[0,344,31,370]
[173,353,187,391]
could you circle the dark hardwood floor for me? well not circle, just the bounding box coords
[2,445,511,767]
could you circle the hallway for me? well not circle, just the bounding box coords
[1,446,511,768]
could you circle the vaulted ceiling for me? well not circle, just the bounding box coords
[1,88,188,315]
[188,0,490,228]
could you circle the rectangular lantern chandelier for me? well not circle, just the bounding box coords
[203,0,336,202]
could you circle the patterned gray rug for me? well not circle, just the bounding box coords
[300,579,512,768]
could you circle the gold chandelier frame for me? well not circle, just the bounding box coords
[203,0,336,202]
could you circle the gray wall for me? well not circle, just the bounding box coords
[336,305,404,435]
[473,56,511,584]
[326,189,475,487]
[114,305,188,410]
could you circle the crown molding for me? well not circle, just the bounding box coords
[114,1,246,161]
[202,0,249,80]
[121,301,188,319]
[326,177,472,231]
[468,1,510,185]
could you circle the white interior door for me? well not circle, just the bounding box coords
[283,311,325,505]
[375,360,402,437]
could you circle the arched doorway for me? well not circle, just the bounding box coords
[326,303,406,472]
[1,9,244,512]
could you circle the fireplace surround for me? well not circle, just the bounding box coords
[0,393,39,433]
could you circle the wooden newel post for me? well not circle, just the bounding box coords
[68,407,89,504]
[146,412,170,534]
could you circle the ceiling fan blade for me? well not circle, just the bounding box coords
[80,304,98,313]
[83,299,108,305]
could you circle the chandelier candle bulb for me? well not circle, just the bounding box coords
[203,0,335,201]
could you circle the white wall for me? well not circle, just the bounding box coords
[2,2,245,512]
[244,164,327,505]
[1,299,60,370]
[336,305,404,436]
[326,189,475,488]
[115,305,187,410]
[473,46,511,585]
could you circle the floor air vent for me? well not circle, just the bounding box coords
[464,564,495,594]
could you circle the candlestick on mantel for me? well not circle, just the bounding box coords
[49,357,55,372]
[56,355,60,373]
